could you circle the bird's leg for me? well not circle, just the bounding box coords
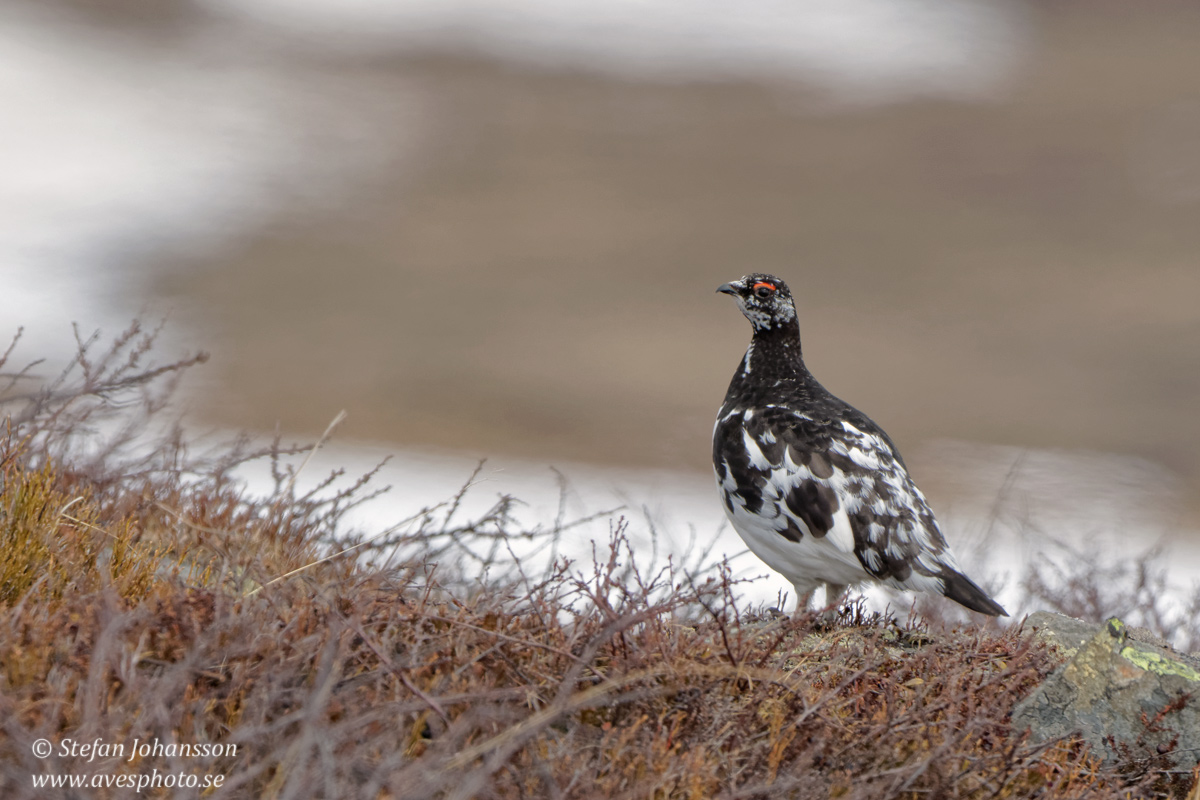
[792,587,814,619]
[819,583,848,626]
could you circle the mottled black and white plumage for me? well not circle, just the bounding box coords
[713,273,1006,616]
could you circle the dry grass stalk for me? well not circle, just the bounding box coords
[0,325,1194,799]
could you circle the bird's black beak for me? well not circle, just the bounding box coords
[716,282,740,296]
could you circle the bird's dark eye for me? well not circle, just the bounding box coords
[753,281,775,299]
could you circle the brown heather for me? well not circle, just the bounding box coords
[0,324,1195,799]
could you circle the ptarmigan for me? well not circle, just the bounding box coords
[713,273,1006,616]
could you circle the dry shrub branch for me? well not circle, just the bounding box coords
[0,325,1192,799]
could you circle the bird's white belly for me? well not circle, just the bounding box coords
[716,473,871,595]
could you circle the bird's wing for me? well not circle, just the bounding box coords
[714,404,959,584]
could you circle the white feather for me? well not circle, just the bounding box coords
[741,429,772,472]
[825,506,857,555]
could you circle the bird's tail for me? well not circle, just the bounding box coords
[940,569,1007,617]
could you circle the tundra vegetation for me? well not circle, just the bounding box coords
[0,324,1197,799]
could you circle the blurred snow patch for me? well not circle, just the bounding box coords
[0,5,424,364]
[200,0,1028,102]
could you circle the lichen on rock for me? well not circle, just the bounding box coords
[1014,613,1200,772]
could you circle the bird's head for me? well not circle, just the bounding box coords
[716,273,797,332]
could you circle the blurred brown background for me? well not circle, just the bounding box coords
[18,1,1198,517]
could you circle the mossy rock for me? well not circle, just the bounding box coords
[1014,615,1200,772]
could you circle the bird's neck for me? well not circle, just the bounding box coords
[733,319,810,391]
